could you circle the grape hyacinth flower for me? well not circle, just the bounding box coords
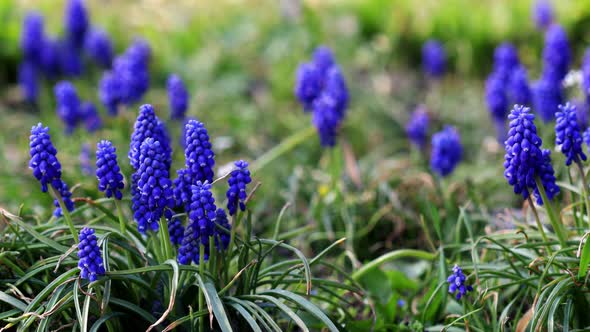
[493,43,520,79]
[533,78,563,122]
[80,143,93,176]
[18,62,38,103]
[508,66,532,106]
[99,72,122,116]
[168,217,185,246]
[430,126,462,177]
[542,25,571,82]
[21,12,44,64]
[52,179,75,217]
[555,103,587,166]
[173,168,192,209]
[574,99,589,129]
[29,123,62,192]
[60,41,84,77]
[96,140,125,200]
[295,46,349,147]
[214,208,231,250]
[184,119,215,184]
[167,74,189,120]
[84,28,113,68]
[226,160,252,216]
[134,138,175,233]
[485,73,509,123]
[178,181,217,265]
[421,39,446,78]
[77,228,105,282]
[55,81,81,133]
[129,104,164,170]
[294,62,321,111]
[81,102,102,132]
[405,106,429,148]
[447,265,473,300]
[64,0,89,49]
[584,127,590,149]
[532,0,554,30]
[503,105,560,204]
[40,37,62,79]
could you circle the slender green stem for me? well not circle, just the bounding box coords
[576,161,590,230]
[114,200,126,235]
[527,196,553,255]
[227,214,239,257]
[535,177,567,248]
[198,244,205,332]
[250,125,316,174]
[352,249,436,281]
[50,185,79,243]
[159,217,173,261]
[567,169,584,234]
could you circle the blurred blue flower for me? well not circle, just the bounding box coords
[508,66,532,106]
[542,24,570,82]
[167,74,189,120]
[84,28,113,68]
[430,126,462,177]
[532,0,554,30]
[99,71,122,116]
[295,62,322,111]
[81,101,102,132]
[405,106,429,148]
[485,72,509,123]
[21,12,44,64]
[54,81,81,133]
[214,208,231,250]
[59,41,84,77]
[80,143,93,176]
[64,0,89,49]
[40,37,62,79]
[533,78,563,122]
[422,39,446,78]
[493,43,520,79]
[18,62,39,103]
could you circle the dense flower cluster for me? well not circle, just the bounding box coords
[430,126,462,177]
[485,73,508,123]
[295,46,349,147]
[405,107,429,148]
[40,38,62,79]
[84,28,113,68]
[493,43,519,77]
[99,39,151,114]
[447,265,473,300]
[178,182,217,264]
[29,124,62,192]
[21,13,44,64]
[173,168,192,209]
[134,138,175,233]
[503,105,559,204]
[168,217,185,246]
[54,81,81,133]
[129,104,168,170]
[421,40,446,78]
[508,66,532,106]
[167,74,189,120]
[532,0,554,30]
[184,120,215,184]
[52,179,75,217]
[226,160,252,216]
[96,140,125,200]
[555,103,587,166]
[77,227,105,282]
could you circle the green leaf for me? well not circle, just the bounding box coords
[262,289,339,332]
[352,249,436,281]
[195,274,233,332]
[357,268,392,304]
[89,312,125,332]
[226,301,263,332]
[147,259,179,332]
[0,290,27,312]
[244,294,309,332]
[578,238,590,279]
[110,298,156,323]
